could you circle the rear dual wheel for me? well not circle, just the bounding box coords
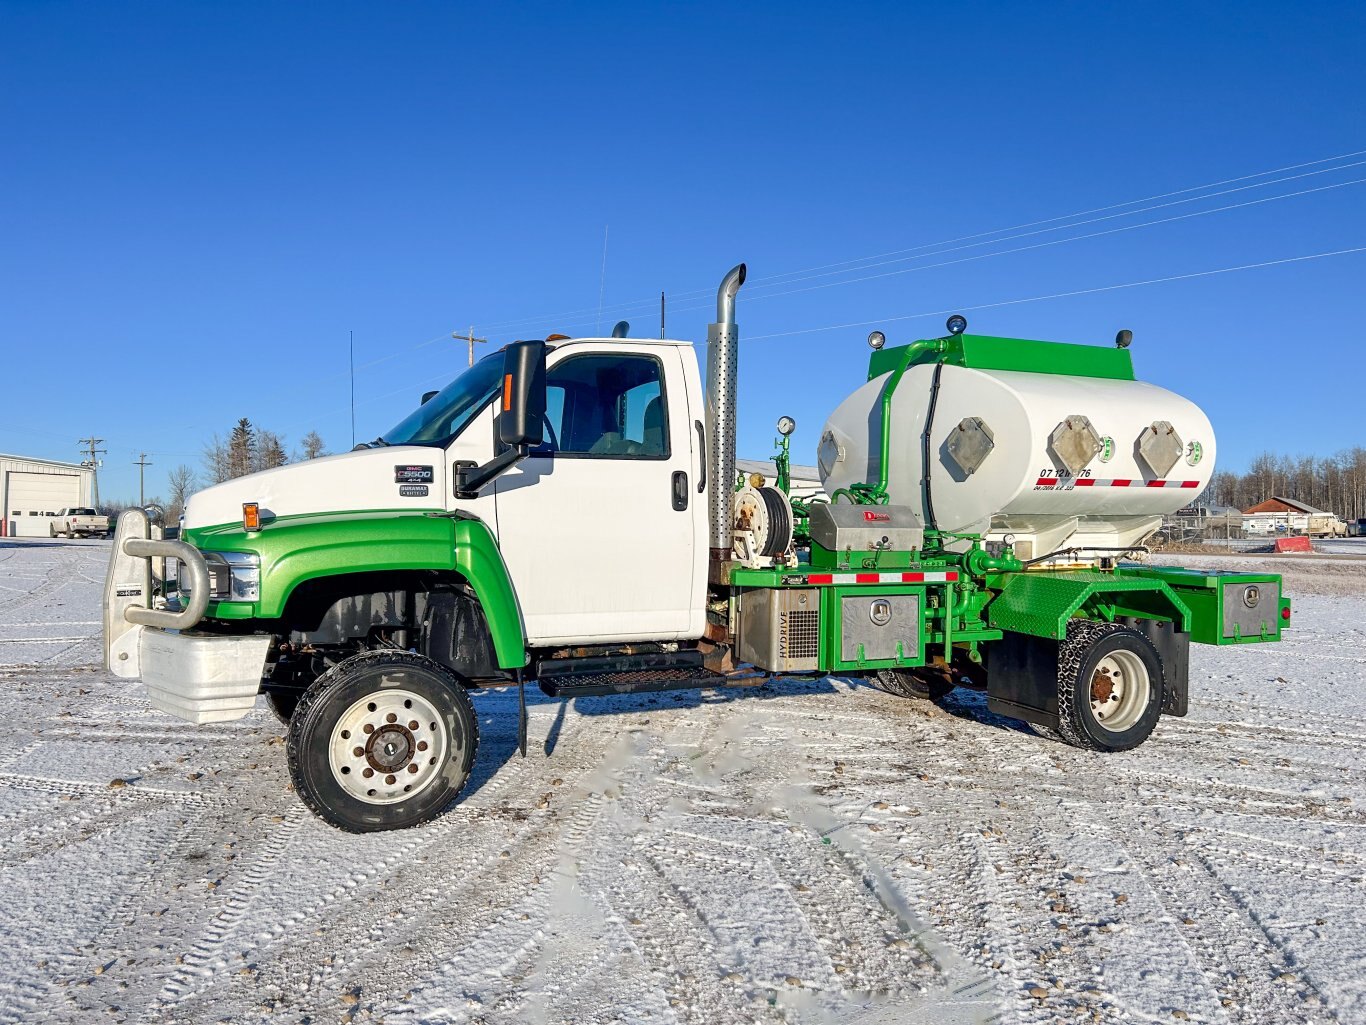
[872,668,954,701]
[287,650,479,832]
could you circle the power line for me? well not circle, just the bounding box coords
[463,164,1366,338]
[463,147,1366,334]
[744,244,1366,342]
[460,172,1366,336]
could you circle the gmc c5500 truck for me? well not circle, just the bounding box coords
[105,265,1290,832]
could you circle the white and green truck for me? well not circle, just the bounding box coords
[104,265,1290,832]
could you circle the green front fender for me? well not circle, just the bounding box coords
[186,510,528,669]
[450,516,527,669]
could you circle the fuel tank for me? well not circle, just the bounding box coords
[817,338,1215,557]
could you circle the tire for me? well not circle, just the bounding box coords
[265,690,300,725]
[872,668,954,701]
[286,650,479,833]
[1054,620,1164,752]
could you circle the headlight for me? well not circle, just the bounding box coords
[201,551,261,602]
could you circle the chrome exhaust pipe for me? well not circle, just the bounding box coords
[706,263,746,557]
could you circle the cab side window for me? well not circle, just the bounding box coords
[538,354,669,459]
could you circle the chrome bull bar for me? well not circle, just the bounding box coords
[104,508,211,676]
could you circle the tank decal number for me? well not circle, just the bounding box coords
[807,571,958,585]
[1034,476,1199,490]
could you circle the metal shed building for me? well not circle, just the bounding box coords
[0,454,94,538]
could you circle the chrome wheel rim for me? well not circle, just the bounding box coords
[1089,650,1150,733]
[328,689,448,805]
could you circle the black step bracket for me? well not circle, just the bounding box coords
[538,666,727,699]
[535,648,705,679]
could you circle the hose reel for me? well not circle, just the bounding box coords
[732,486,794,566]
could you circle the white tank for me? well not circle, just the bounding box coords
[817,363,1215,558]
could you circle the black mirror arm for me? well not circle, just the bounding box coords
[454,445,529,499]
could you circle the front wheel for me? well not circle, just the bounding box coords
[287,651,479,832]
[1055,621,1164,752]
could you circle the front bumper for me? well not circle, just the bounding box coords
[104,508,270,723]
[140,628,271,724]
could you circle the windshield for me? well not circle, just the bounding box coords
[379,353,504,447]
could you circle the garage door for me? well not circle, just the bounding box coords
[6,471,81,537]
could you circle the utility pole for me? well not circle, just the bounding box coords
[454,327,488,368]
[660,292,666,339]
[78,436,106,509]
[134,452,152,506]
[349,330,356,450]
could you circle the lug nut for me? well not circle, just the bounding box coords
[409,720,419,731]
[353,746,364,758]
[417,741,428,752]
[385,774,396,785]
[386,713,397,724]
[407,764,418,774]
[362,768,374,778]
[363,724,374,734]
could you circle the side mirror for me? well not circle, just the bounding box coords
[497,340,547,449]
[421,390,439,405]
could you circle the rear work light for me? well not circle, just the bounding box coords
[243,503,261,531]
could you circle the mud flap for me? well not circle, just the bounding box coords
[985,632,1061,729]
[517,667,528,758]
[1119,616,1190,717]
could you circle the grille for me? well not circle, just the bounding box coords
[781,609,820,659]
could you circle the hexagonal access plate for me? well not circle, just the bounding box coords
[1048,415,1102,476]
[1137,420,1184,478]
[946,416,995,476]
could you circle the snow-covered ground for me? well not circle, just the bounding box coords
[0,538,1363,1025]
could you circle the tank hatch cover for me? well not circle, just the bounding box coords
[1048,415,1103,476]
[1137,421,1184,479]
[946,416,996,477]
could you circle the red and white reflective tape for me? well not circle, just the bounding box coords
[1034,477,1200,489]
[806,571,959,585]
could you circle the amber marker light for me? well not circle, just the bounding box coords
[502,374,514,412]
[243,503,261,531]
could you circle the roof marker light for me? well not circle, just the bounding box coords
[243,503,261,532]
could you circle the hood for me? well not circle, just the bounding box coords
[183,446,446,530]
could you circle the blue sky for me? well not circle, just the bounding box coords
[2,1,1363,503]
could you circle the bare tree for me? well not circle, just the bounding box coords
[167,465,197,520]
[203,434,230,484]
[299,430,327,460]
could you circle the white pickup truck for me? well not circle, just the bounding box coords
[52,507,109,538]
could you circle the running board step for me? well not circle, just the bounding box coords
[537,666,727,698]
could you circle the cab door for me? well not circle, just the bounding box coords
[493,343,705,646]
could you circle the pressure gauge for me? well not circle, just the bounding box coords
[946,315,968,336]
[777,415,796,436]
[867,330,886,350]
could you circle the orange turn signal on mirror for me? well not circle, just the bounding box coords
[243,502,261,531]
[502,374,514,412]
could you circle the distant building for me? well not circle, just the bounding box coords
[1243,496,1331,516]
[0,454,95,538]
[1242,495,1342,538]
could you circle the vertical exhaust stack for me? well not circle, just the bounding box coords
[706,263,747,559]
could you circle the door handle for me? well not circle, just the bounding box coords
[694,420,706,493]
[672,471,689,511]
